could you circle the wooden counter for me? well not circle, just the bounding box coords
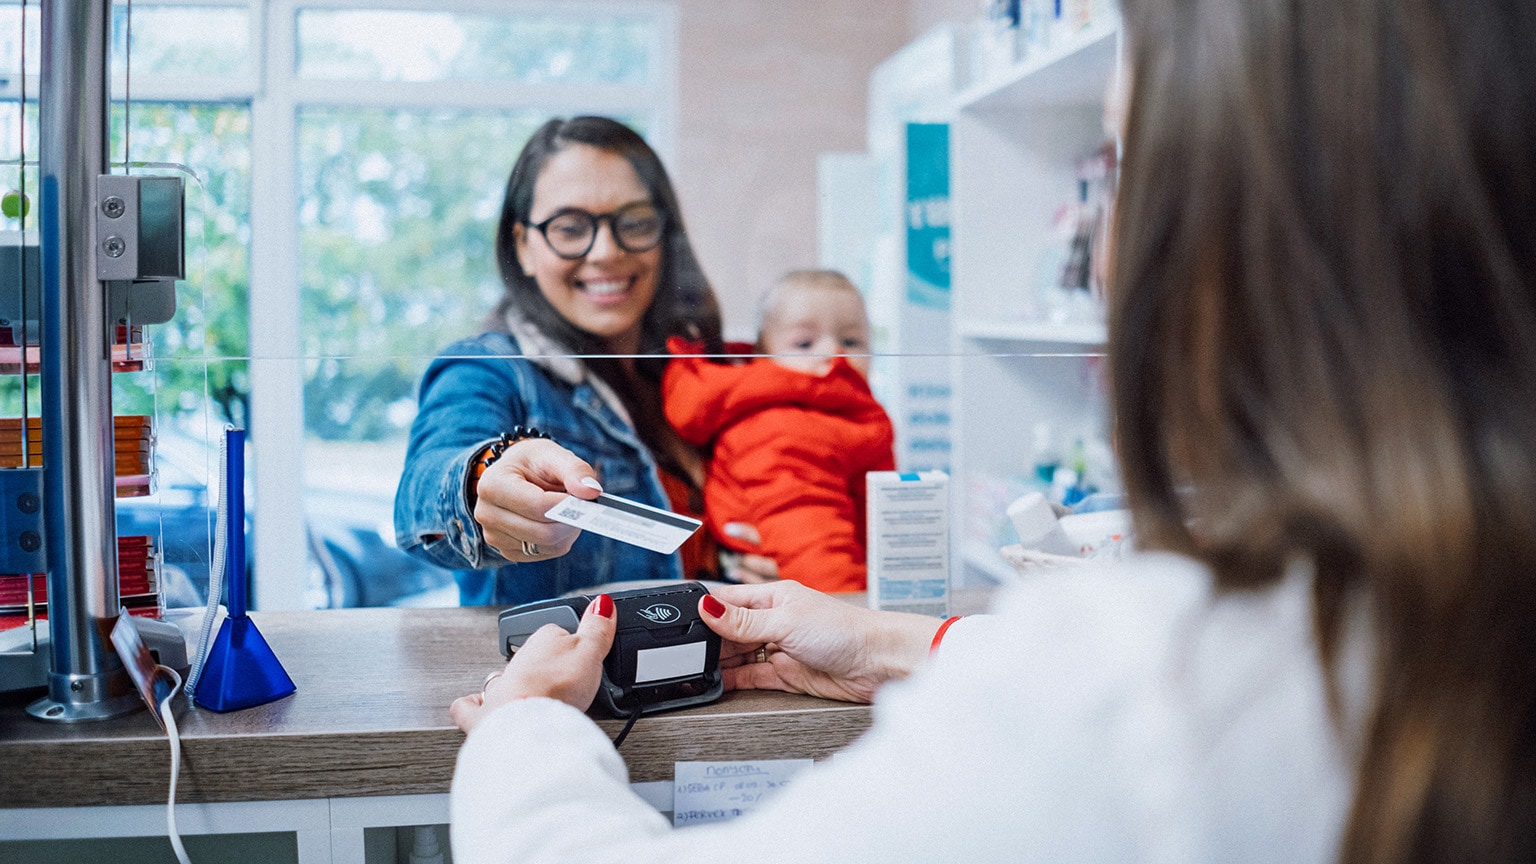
[0,606,877,809]
[1,587,997,812]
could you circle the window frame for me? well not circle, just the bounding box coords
[3,0,678,608]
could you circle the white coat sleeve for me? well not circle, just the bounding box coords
[446,590,1149,864]
[450,697,670,864]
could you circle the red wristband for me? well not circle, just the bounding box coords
[929,616,962,656]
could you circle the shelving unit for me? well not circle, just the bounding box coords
[962,539,1019,586]
[954,23,1119,114]
[947,16,1121,585]
[957,318,1105,346]
[856,25,963,475]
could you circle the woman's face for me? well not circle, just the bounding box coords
[514,144,662,353]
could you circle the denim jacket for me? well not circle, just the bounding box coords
[393,324,682,606]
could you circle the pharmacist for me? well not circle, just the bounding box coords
[444,0,1536,860]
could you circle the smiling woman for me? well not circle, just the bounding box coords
[511,145,663,353]
[393,116,727,607]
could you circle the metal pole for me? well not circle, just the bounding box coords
[27,0,137,722]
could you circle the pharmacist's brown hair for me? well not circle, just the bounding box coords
[1110,0,1536,862]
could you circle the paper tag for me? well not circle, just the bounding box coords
[545,492,701,555]
[109,611,171,731]
[672,759,813,827]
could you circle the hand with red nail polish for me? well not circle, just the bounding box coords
[450,593,616,733]
[698,583,939,704]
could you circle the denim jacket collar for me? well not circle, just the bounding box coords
[502,304,633,430]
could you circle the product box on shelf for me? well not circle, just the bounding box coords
[0,535,162,631]
[867,471,950,618]
[969,0,1021,87]
[1036,141,1117,327]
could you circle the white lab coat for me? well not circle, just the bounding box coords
[451,552,1358,864]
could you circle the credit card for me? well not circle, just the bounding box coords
[545,492,702,555]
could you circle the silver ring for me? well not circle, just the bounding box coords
[520,539,540,557]
[753,647,768,664]
[482,670,503,693]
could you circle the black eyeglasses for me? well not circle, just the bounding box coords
[525,202,666,260]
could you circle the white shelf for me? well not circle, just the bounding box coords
[958,319,1106,347]
[962,540,1019,585]
[954,20,1119,114]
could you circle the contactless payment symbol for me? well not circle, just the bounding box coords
[638,603,680,624]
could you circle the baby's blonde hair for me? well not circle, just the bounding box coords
[755,269,863,344]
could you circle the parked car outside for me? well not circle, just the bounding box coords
[115,430,454,609]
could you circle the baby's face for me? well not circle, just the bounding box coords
[760,286,871,377]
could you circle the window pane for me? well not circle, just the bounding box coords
[0,3,40,80]
[0,101,37,167]
[104,104,251,609]
[297,107,547,442]
[111,4,253,79]
[109,102,252,370]
[2,3,252,81]
[0,101,39,225]
[296,8,655,85]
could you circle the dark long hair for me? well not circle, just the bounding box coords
[489,116,723,470]
[1111,0,1536,861]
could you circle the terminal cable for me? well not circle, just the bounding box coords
[612,707,643,749]
[156,665,194,864]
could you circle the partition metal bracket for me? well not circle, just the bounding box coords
[95,174,185,282]
[0,468,46,575]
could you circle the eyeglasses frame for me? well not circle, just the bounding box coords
[524,201,667,261]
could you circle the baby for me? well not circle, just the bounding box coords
[663,270,895,592]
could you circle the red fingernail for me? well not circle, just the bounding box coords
[592,593,614,619]
[701,594,725,618]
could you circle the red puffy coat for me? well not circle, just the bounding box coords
[663,338,896,592]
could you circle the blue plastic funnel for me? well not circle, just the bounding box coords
[193,428,296,712]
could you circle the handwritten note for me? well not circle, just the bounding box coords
[672,759,813,827]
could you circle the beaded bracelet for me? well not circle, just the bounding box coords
[468,425,552,505]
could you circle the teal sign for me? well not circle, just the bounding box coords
[905,123,950,310]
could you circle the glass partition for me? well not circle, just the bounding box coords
[2,2,1123,618]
